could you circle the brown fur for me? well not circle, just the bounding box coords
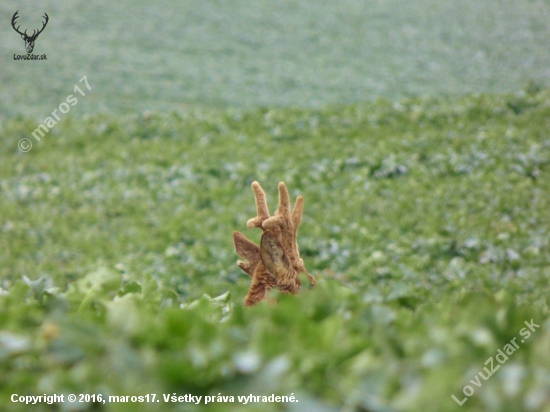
[233,181,316,306]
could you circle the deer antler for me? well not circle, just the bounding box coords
[11,11,49,40]
[233,181,316,306]
[246,181,271,229]
[30,13,49,40]
[11,11,25,37]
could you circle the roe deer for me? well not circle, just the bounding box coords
[233,181,316,306]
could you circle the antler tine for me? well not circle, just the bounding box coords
[263,182,291,231]
[291,195,304,236]
[246,181,270,229]
[31,13,49,39]
[37,13,49,35]
[11,11,24,36]
[275,182,291,218]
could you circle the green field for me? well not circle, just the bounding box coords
[1,88,550,411]
[2,0,550,411]
[2,0,550,118]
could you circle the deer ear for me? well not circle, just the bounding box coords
[260,231,290,279]
[233,231,261,277]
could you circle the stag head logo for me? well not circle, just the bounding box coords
[11,11,49,54]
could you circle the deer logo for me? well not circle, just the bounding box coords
[11,11,49,54]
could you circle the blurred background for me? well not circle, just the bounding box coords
[1,0,550,118]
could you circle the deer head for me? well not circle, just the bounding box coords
[11,11,49,54]
[233,181,316,306]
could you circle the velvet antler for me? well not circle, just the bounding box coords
[233,181,316,306]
